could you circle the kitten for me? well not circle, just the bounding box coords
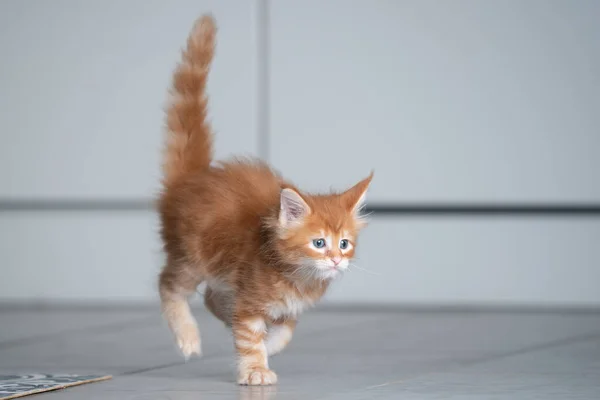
[158,14,373,386]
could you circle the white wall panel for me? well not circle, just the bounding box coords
[269,0,600,203]
[326,218,600,306]
[0,211,162,301]
[2,213,598,305]
[0,0,259,199]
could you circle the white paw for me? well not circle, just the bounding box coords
[175,323,201,359]
[238,368,278,386]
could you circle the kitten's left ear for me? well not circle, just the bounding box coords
[342,171,374,218]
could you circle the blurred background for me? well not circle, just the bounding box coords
[1,0,599,309]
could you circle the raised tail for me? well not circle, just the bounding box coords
[162,15,216,186]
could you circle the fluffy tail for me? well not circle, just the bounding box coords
[162,15,216,185]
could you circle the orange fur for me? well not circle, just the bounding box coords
[158,14,373,386]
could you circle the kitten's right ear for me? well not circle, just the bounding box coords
[342,171,374,216]
[279,188,311,227]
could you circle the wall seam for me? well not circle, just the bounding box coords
[256,0,270,162]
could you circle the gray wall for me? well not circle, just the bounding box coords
[1,0,599,306]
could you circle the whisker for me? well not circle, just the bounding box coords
[359,211,374,219]
[349,263,381,276]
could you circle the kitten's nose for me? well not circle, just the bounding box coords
[331,256,342,266]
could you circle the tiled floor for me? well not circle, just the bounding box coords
[1,306,599,399]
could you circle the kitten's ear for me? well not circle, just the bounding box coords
[342,172,374,218]
[279,188,311,227]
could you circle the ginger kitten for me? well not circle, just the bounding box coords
[158,14,373,386]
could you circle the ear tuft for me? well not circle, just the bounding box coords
[279,188,311,227]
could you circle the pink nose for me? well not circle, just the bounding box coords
[331,256,342,266]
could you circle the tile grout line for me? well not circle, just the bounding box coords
[120,313,396,377]
[459,329,600,368]
[358,329,600,392]
[120,361,193,376]
[0,316,157,350]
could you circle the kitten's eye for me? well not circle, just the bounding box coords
[339,239,349,250]
[312,238,326,248]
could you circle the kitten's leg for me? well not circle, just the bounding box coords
[159,263,203,359]
[265,319,296,356]
[204,287,233,327]
[233,315,277,385]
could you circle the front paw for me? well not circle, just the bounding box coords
[175,323,201,359]
[238,367,278,386]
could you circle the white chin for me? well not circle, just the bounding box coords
[317,268,340,281]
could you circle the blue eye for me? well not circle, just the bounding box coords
[339,239,349,250]
[313,238,326,248]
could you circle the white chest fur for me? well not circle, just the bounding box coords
[267,293,314,320]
